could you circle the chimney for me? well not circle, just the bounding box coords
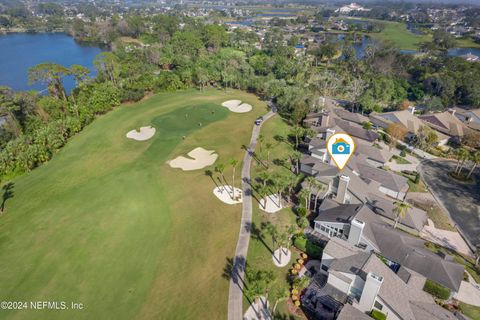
[321,112,331,128]
[326,127,335,141]
[348,217,364,246]
[335,175,350,204]
[358,272,384,313]
[447,108,456,116]
[407,106,415,114]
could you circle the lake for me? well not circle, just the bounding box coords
[0,33,103,93]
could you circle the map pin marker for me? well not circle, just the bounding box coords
[326,133,356,170]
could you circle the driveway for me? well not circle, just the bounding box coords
[418,159,480,248]
[420,219,472,256]
[457,273,480,307]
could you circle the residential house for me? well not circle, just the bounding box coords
[452,107,480,132]
[369,109,450,145]
[308,237,457,320]
[314,205,464,295]
[419,111,470,141]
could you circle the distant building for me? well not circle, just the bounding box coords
[335,3,370,14]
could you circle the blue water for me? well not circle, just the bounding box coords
[0,33,103,93]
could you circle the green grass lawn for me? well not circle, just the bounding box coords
[0,89,266,320]
[391,155,411,165]
[244,116,301,314]
[459,302,480,319]
[340,17,430,50]
[369,20,431,50]
[408,199,455,231]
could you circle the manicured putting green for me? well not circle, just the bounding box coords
[0,89,265,320]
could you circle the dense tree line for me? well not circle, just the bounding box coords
[1,11,480,181]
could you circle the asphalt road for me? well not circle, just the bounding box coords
[227,111,275,320]
[419,159,480,247]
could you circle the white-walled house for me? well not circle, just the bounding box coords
[312,238,457,320]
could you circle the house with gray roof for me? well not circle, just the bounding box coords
[357,163,409,200]
[369,109,450,146]
[419,111,470,139]
[313,200,463,294]
[314,237,458,320]
[452,107,480,132]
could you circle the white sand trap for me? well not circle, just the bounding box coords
[168,147,218,171]
[126,126,156,141]
[213,185,243,205]
[222,100,252,113]
[259,194,283,213]
[272,247,291,267]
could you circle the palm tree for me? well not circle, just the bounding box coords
[290,126,305,148]
[258,171,271,188]
[258,134,264,153]
[299,188,310,209]
[313,181,327,212]
[265,142,273,166]
[467,150,480,179]
[229,159,239,198]
[305,176,317,210]
[214,164,226,190]
[284,173,297,204]
[265,223,278,253]
[277,232,289,264]
[455,148,470,175]
[393,201,412,229]
[290,151,302,175]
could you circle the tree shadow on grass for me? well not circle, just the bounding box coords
[0,182,14,214]
[223,256,252,305]
[204,170,219,188]
[247,221,273,255]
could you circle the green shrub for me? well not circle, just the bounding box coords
[414,172,420,184]
[423,279,451,299]
[293,235,323,259]
[400,150,406,157]
[293,235,307,251]
[371,310,387,320]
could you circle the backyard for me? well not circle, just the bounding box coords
[0,89,266,320]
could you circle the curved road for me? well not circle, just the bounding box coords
[228,111,275,320]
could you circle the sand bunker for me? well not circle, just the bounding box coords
[259,194,283,213]
[213,185,243,205]
[126,126,156,141]
[222,100,252,113]
[168,147,218,171]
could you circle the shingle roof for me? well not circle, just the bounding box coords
[315,200,362,223]
[419,111,469,137]
[334,108,369,125]
[337,304,372,320]
[409,301,458,320]
[368,223,465,292]
[362,253,435,320]
[325,237,457,320]
[355,141,392,164]
[370,110,424,134]
[357,164,409,193]
[335,119,379,142]
[366,193,427,231]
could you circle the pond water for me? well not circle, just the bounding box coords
[0,33,103,93]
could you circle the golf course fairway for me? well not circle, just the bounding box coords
[0,89,266,320]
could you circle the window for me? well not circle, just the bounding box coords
[374,300,383,310]
[321,265,329,272]
[320,225,326,232]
